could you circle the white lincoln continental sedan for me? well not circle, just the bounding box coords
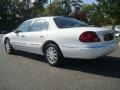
[3,16,118,66]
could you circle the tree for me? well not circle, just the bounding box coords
[80,4,95,22]
[43,0,61,16]
[69,0,84,20]
[71,0,82,7]
[60,0,71,16]
[33,0,47,16]
[95,0,120,24]
[0,0,19,32]
[62,0,83,16]
[44,0,83,16]
[0,0,48,33]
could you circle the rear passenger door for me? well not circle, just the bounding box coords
[25,19,48,54]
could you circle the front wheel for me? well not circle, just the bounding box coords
[4,39,15,54]
[44,44,62,66]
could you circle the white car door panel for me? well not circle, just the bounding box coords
[25,19,48,54]
[11,33,26,51]
[25,31,47,54]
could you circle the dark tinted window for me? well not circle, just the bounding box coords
[54,17,88,28]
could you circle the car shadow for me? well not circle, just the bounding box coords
[60,56,120,78]
[14,51,46,63]
[14,51,120,78]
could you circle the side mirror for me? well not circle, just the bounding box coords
[14,30,21,33]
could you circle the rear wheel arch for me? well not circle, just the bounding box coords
[42,40,63,56]
[42,40,64,66]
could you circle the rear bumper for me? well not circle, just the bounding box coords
[60,42,118,59]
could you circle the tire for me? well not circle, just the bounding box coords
[4,39,15,54]
[44,44,62,66]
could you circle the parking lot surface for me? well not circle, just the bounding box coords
[0,34,120,90]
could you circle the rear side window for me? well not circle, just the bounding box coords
[30,19,48,32]
[54,17,88,28]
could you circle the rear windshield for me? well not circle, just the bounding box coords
[53,17,88,28]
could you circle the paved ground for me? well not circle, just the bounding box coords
[0,34,120,90]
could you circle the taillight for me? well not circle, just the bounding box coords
[79,31,100,42]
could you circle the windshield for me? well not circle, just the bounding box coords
[53,17,88,28]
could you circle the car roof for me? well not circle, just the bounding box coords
[28,16,62,21]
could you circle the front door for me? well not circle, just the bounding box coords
[11,20,33,51]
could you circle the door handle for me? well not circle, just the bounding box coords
[40,35,44,38]
[21,35,25,38]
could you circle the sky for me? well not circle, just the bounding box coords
[83,0,96,4]
[30,0,96,4]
